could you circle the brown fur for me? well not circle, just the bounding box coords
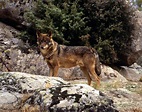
[36,31,101,86]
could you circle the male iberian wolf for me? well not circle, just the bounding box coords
[36,31,101,87]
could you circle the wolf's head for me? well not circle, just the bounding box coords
[36,31,55,55]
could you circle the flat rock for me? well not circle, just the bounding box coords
[119,63,142,81]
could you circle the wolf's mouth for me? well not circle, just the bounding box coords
[41,44,53,51]
[43,45,48,49]
[40,45,48,49]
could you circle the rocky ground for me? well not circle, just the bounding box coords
[71,80,142,112]
[0,72,118,112]
[70,66,142,112]
[0,71,142,112]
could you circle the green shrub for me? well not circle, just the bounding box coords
[78,0,136,64]
[24,0,90,45]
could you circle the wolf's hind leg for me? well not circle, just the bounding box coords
[80,67,92,85]
[87,65,100,87]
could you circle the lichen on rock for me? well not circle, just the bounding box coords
[0,72,118,112]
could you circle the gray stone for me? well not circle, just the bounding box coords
[0,72,118,112]
[100,65,128,83]
[105,88,142,111]
[29,84,117,112]
[119,63,142,81]
[118,11,142,66]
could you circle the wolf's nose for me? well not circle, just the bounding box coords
[41,46,44,49]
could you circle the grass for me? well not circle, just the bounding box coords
[125,82,142,96]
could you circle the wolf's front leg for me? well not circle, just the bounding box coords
[53,66,59,77]
[47,62,54,76]
[49,68,53,76]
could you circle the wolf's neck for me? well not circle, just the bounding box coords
[44,41,58,59]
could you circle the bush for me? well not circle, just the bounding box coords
[24,0,90,45]
[78,0,136,64]
[23,0,136,65]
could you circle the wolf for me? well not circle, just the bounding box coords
[36,31,101,86]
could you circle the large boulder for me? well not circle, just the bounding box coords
[0,7,25,30]
[101,65,127,83]
[0,72,118,112]
[0,0,34,30]
[118,63,142,81]
[119,11,142,66]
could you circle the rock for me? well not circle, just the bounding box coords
[136,55,142,66]
[118,11,142,66]
[0,72,118,112]
[104,88,142,112]
[0,92,22,110]
[58,67,84,80]
[0,7,25,30]
[100,65,127,83]
[0,22,18,38]
[118,63,142,81]
[22,84,118,112]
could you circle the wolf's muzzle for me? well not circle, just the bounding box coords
[40,45,48,49]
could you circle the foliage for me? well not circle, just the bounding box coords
[23,0,136,65]
[78,0,136,64]
[24,0,90,45]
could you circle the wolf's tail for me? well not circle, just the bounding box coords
[91,48,101,76]
[95,54,101,76]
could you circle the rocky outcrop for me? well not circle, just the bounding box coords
[118,63,142,81]
[101,65,128,83]
[0,72,118,112]
[119,11,142,66]
[0,0,34,31]
[0,71,142,112]
[0,8,24,30]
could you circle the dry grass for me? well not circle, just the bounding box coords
[120,108,142,112]
[126,82,142,96]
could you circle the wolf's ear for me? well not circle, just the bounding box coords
[48,31,52,39]
[36,30,41,38]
